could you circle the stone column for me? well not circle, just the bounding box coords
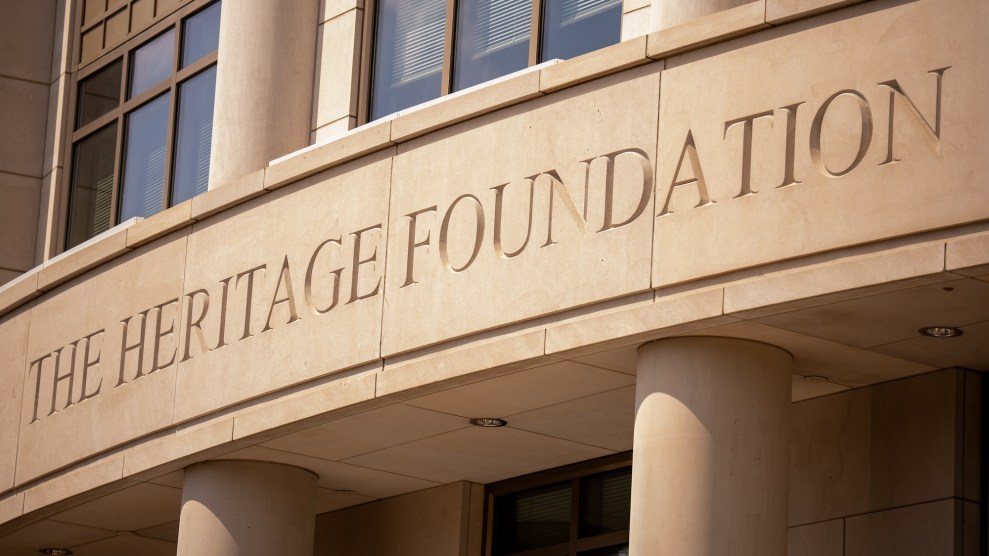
[651,0,755,30]
[176,460,318,556]
[208,0,317,187]
[629,337,792,555]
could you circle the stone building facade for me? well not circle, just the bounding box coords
[0,0,986,554]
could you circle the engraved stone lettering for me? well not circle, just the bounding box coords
[439,194,485,273]
[262,256,302,332]
[659,130,714,216]
[304,237,344,314]
[810,90,873,178]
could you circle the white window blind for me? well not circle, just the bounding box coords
[391,0,446,86]
[560,0,620,24]
[473,0,530,57]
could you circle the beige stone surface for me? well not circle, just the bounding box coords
[545,288,732,357]
[175,154,391,422]
[0,0,55,83]
[647,1,768,58]
[790,370,958,525]
[383,66,660,355]
[126,200,193,248]
[875,319,989,371]
[0,76,48,178]
[630,337,792,555]
[0,306,31,491]
[314,116,356,142]
[232,368,379,441]
[53,482,181,532]
[621,6,652,41]
[508,385,635,451]
[265,121,393,190]
[18,232,188,484]
[790,373,849,402]
[844,499,956,556]
[261,403,469,462]
[177,461,316,556]
[390,65,550,142]
[314,488,375,514]
[724,243,948,316]
[314,482,467,556]
[72,533,177,556]
[314,9,362,128]
[50,0,72,82]
[189,169,265,220]
[37,220,135,291]
[787,519,843,556]
[344,426,613,484]
[209,0,317,186]
[0,174,41,272]
[404,360,634,418]
[947,230,989,276]
[0,492,23,526]
[217,445,439,498]
[377,330,550,398]
[0,267,39,317]
[540,36,652,92]
[767,0,868,24]
[22,456,129,514]
[43,73,70,175]
[120,419,242,480]
[624,0,651,12]
[0,518,115,555]
[322,0,362,22]
[653,0,989,286]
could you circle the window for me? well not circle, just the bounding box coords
[486,453,631,556]
[66,0,221,250]
[364,0,622,121]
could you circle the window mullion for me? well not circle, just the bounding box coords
[441,0,457,95]
[110,50,130,226]
[162,21,183,211]
[529,0,541,66]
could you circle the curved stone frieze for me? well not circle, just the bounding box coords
[0,0,987,513]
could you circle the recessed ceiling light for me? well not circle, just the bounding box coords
[469,417,507,427]
[919,326,964,338]
[802,375,829,383]
[39,549,73,556]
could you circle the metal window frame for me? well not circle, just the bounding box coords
[483,451,632,556]
[61,0,219,252]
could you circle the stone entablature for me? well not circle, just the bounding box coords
[1,0,988,533]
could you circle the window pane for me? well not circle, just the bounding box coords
[370,0,446,120]
[130,29,175,98]
[493,482,571,554]
[172,65,216,205]
[578,544,629,556]
[454,0,530,91]
[67,123,117,249]
[120,93,170,220]
[580,467,631,537]
[182,1,221,68]
[76,60,122,128]
[541,0,621,61]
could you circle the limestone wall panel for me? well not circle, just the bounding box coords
[16,232,189,484]
[653,0,989,286]
[382,66,661,355]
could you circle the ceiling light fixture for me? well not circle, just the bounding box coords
[38,549,73,556]
[919,326,964,338]
[802,375,830,383]
[469,417,507,427]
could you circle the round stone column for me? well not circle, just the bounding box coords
[651,0,754,30]
[176,460,318,556]
[208,0,317,187]
[629,337,792,555]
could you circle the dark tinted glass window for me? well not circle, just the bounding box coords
[120,93,170,220]
[453,0,531,91]
[129,29,175,98]
[182,0,221,67]
[494,481,572,554]
[579,467,631,537]
[370,0,446,119]
[541,0,621,61]
[67,123,117,248]
[172,66,216,205]
[76,60,122,128]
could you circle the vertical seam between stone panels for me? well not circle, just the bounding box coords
[170,230,192,425]
[650,63,664,292]
[11,303,35,493]
[376,149,397,371]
